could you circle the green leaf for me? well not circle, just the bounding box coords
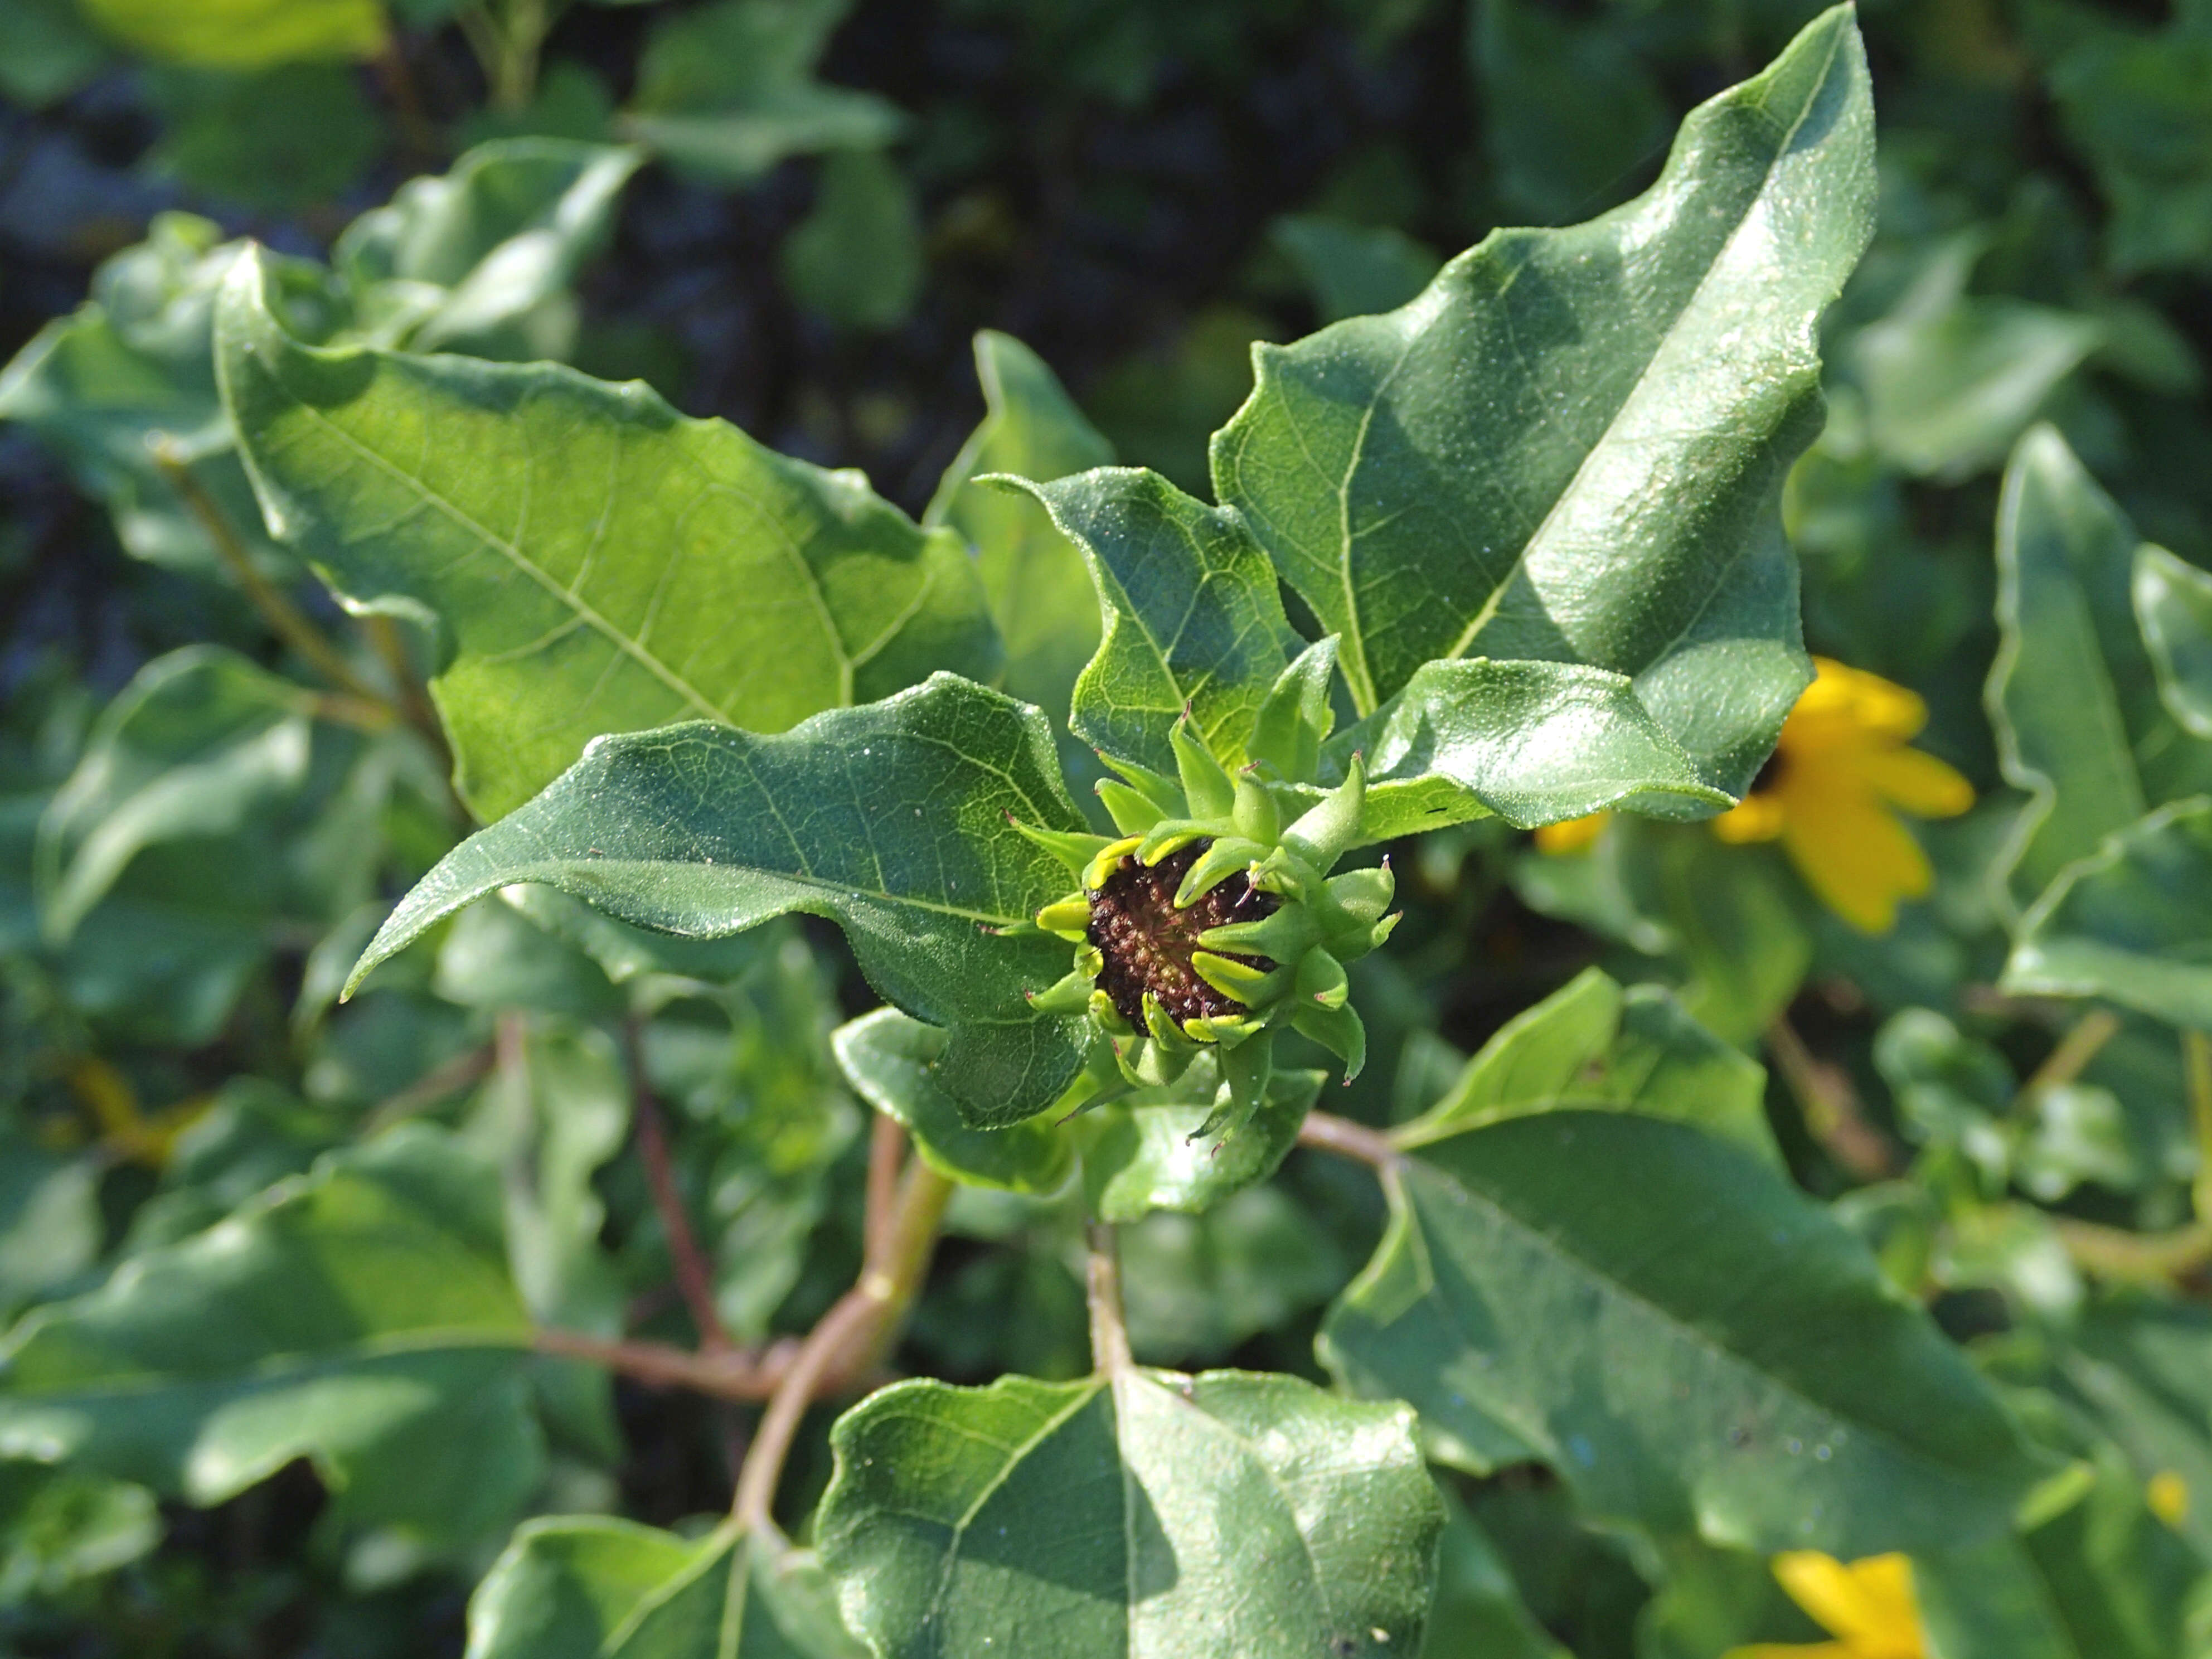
[996,467,1293,774]
[814,1369,1443,1659]
[0,1144,101,1323]
[336,139,644,360]
[0,1464,160,1605]
[1120,1186,1346,1362]
[1269,215,1442,324]
[34,647,314,945]
[2049,1300,2212,1561]
[2133,544,2212,740]
[2049,17,2212,277]
[780,149,924,331]
[145,64,380,211]
[1396,964,1778,1164]
[0,0,109,107]
[2004,797,2212,1031]
[468,1517,866,1659]
[925,332,1115,725]
[622,0,904,185]
[1423,1490,1568,1659]
[77,0,386,67]
[0,214,336,578]
[347,676,1089,1126]
[1214,4,1873,802]
[1319,1112,2044,1555]
[217,249,999,819]
[1078,1059,1322,1221]
[1342,658,1734,841]
[0,1125,547,1554]
[832,1010,1073,1194]
[1847,236,2103,481]
[1987,426,2212,907]
[1469,0,1669,225]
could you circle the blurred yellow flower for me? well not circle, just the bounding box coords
[1726,1551,1925,1659]
[2150,1469,2190,1529]
[1534,658,1972,933]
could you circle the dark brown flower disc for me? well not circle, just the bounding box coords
[1086,840,1278,1026]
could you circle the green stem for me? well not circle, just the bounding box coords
[1085,1221,1133,1375]
[1297,1109,1403,1171]
[2188,1030,2212,1225]
[2022,1007,2122,1099]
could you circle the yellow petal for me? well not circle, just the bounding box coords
[1778,775,1932,933]
[1535,812,1610,855]
[1788,658,1927,744]
[1848,745,1973,821]
[1712,791,1787,843]
[2150,1470,2190,1529]
[1773,1553,1924,1658]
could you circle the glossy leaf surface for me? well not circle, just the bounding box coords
[218,249,998,818]
[816,1369,1442,1659]
[1320,1112,2043,1555]
[1214,6,1874,800]
[349,676,1088,1124]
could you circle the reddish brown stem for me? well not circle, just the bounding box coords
[623,1017,732,1353]
[865,1114,907,1263]
[1297,1109,1404,1171]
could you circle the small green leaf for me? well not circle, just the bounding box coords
[0,1464,161,1602]
[1469,0,1668,225]
[2132,544,2212,740]
[145,64,380,211]
[1340,658,1733,840]
[780,149,923,331]
[996,467,1293,774]
[2003,797,2212,1030]
[1397,965,1778,1163]
[1320,1112,2045,1555]
[832,1010,1072,1194]
[217,248,999,819]
[76,0,386,68]
[1079,1058,1322,1221]
[35,647,314,945]
[0,0,109,108]
[1269,215,1441,324]
[468,1517,865,1659]
[815,1369,1443,1659]
[622,0,903,185]
[1215,5,1873,801]
[336,139,644,360]
[348,676,1088,1126]
[0,1126,545,1553]
[1987,426,2212,907]
[925,332,1116,726]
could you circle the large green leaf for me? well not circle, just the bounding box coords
[217,249,998,819]
[1000,467,1293,774]
[347,676,1088,1126]
[76,0,385,68]
[1986,426,2212,907]
[335,138,644,360]
[1319,1112,2044,1555]
[814,1369,1443,1658]
[2004,797,2212,1031]
[468,1517,865,1659]
[924,332,1115,725]
[34,647,314,944]
[0,1126,547,1554]
[1212,5,1873,799]
[1395,964,1778,1163]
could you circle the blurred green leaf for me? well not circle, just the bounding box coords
[336,139,644,360]
[1469,0,1668,224]
[780,149,923,331]
[2050,16,2212,276]
[218,248,1000,819]
[347,677,1088,1127]
[1320,1112,2045,1555]
[1215,6,1873,804]
[2005,797,2212,1031]
[1078,1057,1321,1222]
[0,1126,548,1555]
[468,1516,865,1659]
[1396,964,1778,1162]
[623,0,904,185]
[925,332,1116,727]
[77,0,386,68]
[1423,1490,1568,1659]
[2133,544,2212,741]
[832,1010,1071,1195]
[0,1143,101,1323]
[0,1464,159,1607]
[1119,1183,1345,1362]
[144,64,381,211]
[1269,215,1442,324]
[1986,426,2212,908]
[34,647,314,945]
[814,1369,1442,1658]
[0,0,109,106]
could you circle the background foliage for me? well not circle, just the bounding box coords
[7,1,2212,1656]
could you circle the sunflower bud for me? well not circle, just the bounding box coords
[1015,693,1390,1141]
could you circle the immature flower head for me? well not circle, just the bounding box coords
[1015,650,1393,1140]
